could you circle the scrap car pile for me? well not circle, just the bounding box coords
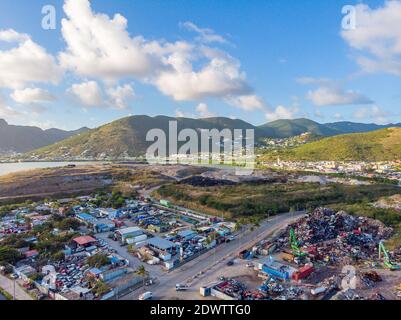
[273,208,394,264]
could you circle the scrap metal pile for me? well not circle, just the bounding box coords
[258,277,305,300]
[274,208,394,265]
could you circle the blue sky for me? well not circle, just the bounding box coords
[0,0,400,130]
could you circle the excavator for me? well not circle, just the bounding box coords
[290,228,307,257]
[378,241,400,271]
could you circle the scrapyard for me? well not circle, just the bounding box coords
[200,208,401,301]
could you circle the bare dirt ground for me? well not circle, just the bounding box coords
[0,164,113,204]
[0,163,276,204]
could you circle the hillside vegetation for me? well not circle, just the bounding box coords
[155,181,401,219]
[27,115,265,159]
[261,127,401,161]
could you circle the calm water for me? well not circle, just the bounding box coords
[0,162,103,177]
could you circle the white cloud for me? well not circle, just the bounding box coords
[341,1,401,75]
[307,87,373,106]
[106,84,135,110]
[69,81,103,107]
[334,113,344,120]
[225,94,266,111]
[265,105,299,121]
[0,29,62,89]
[0,29,29,42]
[296,77,332,85]
[196,103,215,118]
[154,46,251,101]
[11,88,55,104]
[59,0,164,81]
[0,93,21,117]
[181,21,228,44]
[353,105,389,123]
[59,0,256,106]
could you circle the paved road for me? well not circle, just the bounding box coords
[121,211,305,300]
[0,274,33,300]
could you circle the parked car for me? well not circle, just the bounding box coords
[139,291,153,300]
[226,260,234,266]
[175,284,189,291]
[10,273,19,279]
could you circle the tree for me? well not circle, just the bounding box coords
[0,246,21,265]
[92,280,110,298]
[135,265,149,290]
[57,218,81,231]
[87,254,110,268]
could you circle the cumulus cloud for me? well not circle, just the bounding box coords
[59,0,163,81]
[11,88,55,104]
[296,77,332,85]
[106,84,135,110]
[196,103,215,118]
[0,29,29,42]
[334,113,344,120]
[59,0,257,106]
[341,1,401,75]
[68,81,103,107]
[154,46,251,101]
[307,87,373,107]
[181,21,228,44]
[225,94,266,111]
[353,105,389,123]
[0,29,62,89]
[265,105,299,121]
[0,93,21,117]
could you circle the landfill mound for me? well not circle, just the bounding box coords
[178,176,236,187]
[274,208,394,264]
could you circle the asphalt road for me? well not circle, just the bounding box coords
[0,274,33,300]
[120,211,305,300]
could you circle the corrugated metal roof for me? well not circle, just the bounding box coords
[146,237,176,250]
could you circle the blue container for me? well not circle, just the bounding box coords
[262,265,289,281]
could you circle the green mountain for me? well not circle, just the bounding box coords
[271,127,401,161]
[25,115,401,160]
[258,119,401,138]
[27,115,266,159]
[258,118,340,138]
[324,121,401,134]
[0,119,89,154]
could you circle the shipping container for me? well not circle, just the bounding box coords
[292,265,314,281]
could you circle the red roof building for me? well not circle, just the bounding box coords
[24,250,39,258]
[73,235,97,246]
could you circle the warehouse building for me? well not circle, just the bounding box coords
[115,226,143,243]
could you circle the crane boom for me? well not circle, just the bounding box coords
[290,228,307,257]
[379,241,400,271]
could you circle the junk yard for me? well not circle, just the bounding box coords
[196,208,401,301]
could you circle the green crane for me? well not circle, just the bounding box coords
[290,228,307,257]
[378,241,400,271]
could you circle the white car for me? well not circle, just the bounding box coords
[139,291,153,300]
[175,284,189,291]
